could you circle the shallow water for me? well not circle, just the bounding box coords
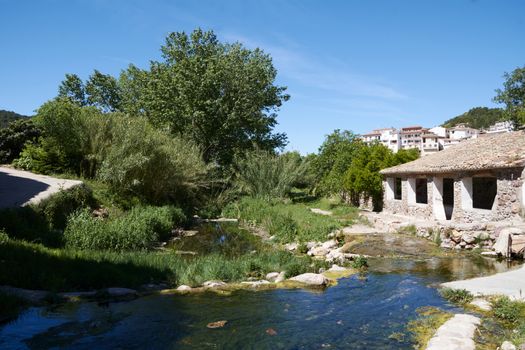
[1,230,522,350]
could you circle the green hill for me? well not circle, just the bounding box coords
[442,107,505,129]
[0,110,30,128]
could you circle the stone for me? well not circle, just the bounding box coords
[450,230,463,243]
[266,272,280,282]
[501,341,517,350]
[470,298,492,311]
[481,251,498,257]
[306,241,318,249]
[440,241,454,249]
[284,242,298,251]
[275,271,286,283]
[203,280,226,288]
[474,231,490,241]
[207,320,227,329]
[328,264,347,272]
[290,273,329,286]
[308,246,329,257]
[266,328,278,335]
[494,231,512,257]
[241,280,270,287]
[512,203,521,214]
[461,232,476,244]
[176,285,192,291]
[106,287,137,297]
[321,240,338,250]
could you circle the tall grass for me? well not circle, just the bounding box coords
[222,197,346,242]
[64,205,185,251]
[231,151,307,200]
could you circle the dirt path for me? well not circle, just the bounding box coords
[0,166,82,208]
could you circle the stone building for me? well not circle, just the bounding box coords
[380,131,525,224]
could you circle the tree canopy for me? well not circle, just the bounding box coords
[494,65,525,128]
[56,28,289,166]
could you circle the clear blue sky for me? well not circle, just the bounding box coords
[1,0,524,154]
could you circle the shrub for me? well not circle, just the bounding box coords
[0,229,9,244]
[97,116,208,207]
[492,296,525,324]
[64,205,184,251]
[351,256,368,270]
[439,288,473,305]
[35,184,97,230]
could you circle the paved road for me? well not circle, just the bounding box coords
[442,265,525,300]
[0,167,82,208]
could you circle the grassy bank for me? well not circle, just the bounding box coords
[222,197,359,243]
[0,237,326,292]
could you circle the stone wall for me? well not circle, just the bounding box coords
[382,167,524,224]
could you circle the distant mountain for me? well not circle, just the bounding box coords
[442,107,505,130]
[0,110,31,128]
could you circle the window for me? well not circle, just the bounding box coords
[472,177,497,210]
[416,178,428,204]
[394,178,402,200]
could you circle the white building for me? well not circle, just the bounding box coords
[361,128,400,152]
[399,126,425,151]
[485,121,513,134]
[448,124,479,140]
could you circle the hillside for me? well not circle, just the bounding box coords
[0,110,30,128]
[442,107,505,129]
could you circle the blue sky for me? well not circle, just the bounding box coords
[1,0,524,154]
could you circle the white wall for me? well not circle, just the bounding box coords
[432,177,446,220]
[385,178,395,200]
[461,177,473,210]
[407,178,416,205]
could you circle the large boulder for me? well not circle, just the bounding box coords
[289,273,329,286]
[321,240,338,250]
[461,232,476,244]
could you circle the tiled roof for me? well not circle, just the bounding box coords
[380,131,525,175]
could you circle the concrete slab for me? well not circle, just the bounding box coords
[426,314,480,350]
[0,166,82,208]
[442,265,525,300]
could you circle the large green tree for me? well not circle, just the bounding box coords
[126,29,289,165]
[494,65,525,129]
[311,130,361,197]
[56,29,289,167]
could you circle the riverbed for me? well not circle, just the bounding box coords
[0,231,521,349]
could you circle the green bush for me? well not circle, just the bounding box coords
[64,205,184,251]
[0,229,9,244]
[492,296,525,324]
[35,184,97,230]
[351,256,368,270]
[439,288,473,305]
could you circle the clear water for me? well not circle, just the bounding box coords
[1,255,519,350]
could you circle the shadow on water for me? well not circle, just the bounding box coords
[168,223,262,257]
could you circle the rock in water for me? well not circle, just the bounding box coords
[289,273,329,286]
[176,285,192,291]
[202,281,226,288]
[207,320,227,329]
[266,328,277,335]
